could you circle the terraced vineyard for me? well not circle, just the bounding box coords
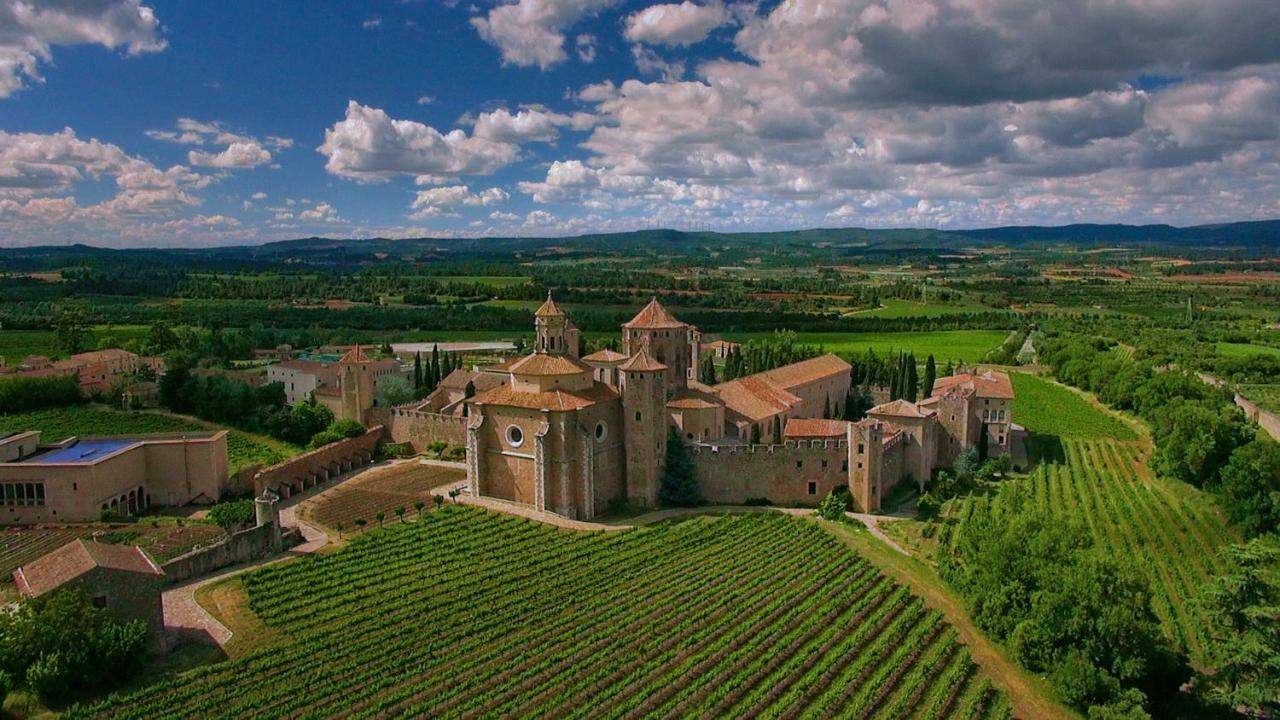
[300,461,464,533]
[76,509,1011,719]
[945,438,1235,666]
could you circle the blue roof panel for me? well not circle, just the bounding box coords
[20,439,140,464]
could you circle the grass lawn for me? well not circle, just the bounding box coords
[1010,372,1139,441]
[1216,341,1280,358]
[0,407,300,475]
[724,329,1009,362]
[0,325,151,365]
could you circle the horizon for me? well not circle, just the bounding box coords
[2,0,1279,248]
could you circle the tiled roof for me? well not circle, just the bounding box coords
[471,382,619,411]
[437,368,508,393]
[784,418,850,438]
[581,349,628,363]
[619,349,667,372]
[338,346,373,364]
[69,349,137,364]
[534,292,566,317]
[868,399,929,419]
[717,375,802,421]
[704,340,739,350]
[623,298,686,329]
[274,359,329,372]
[14,539,162,598]
[756,354,852,390]
[667,384,723,410]
[930,371,1015,400]
[508,353,592,377]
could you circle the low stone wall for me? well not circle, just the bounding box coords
[159,523,276,583]
[691,440,850,507]
[1234,394,1280,442]
[388,408,468,450]
[253,426,384,497]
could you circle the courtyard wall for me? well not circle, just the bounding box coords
[691,440,850,506]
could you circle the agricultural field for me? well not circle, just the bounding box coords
[849,298,999,319]
[0,325,151,365]
[726,330,1010,363]
[943,439,1236,668]
[0,522,225,581]
[299,461,464,533]
[1010,372,1139,441]
[0,407,299,475]
[1216,341,1280,358]
[75,509,1012,719]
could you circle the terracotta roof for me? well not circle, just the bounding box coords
[930,371,1015,400]
[69,349,137,364]
[534,292,566,317]
[581,349,628,363]
[785,418,851,438]
[14,539,163,598]
[703,340,739,350]
[868,399,929,419]
[623,298,686,329]
[756,354,851,390]
[471,382,619,411]
[667,384,723,410]
[338,346,373,364]
[436,368,508,393]
[717,375,802,421]
[273,359,330,372]
[508,353,592,377]
[619,349,667,372]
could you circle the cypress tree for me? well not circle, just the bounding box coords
[772,418,783,445]
[749,423,761,445]
[906,353,919,401]
[413,351,423,389]
[924,354,937,399]
[429,344,441,389]
[978,422,989,462]
[659,427,702,507]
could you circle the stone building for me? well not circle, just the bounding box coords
[0,430,230,524]
[13,539,167,648]
[452,297,1016,517]
[269,346,405,422]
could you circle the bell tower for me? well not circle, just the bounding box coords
[534,292,578,356]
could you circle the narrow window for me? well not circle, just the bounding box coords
[807,481,817,496]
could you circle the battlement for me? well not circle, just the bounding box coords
[689,439,848,455]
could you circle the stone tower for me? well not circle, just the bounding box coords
[254,488,282,552]
[620,348,668,508]
[622,298,691,390]
[533,292,580,357]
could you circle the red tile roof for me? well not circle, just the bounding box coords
[930,371,1015,400]
[717,375,802,421]
[14,539,163,598]
[534,292,566,317]
[508,353,592,377]
[623,298,686,329]
[619,349,668,372]
[784,418,850,438]
[581,349,628,363]
[756,354,852,390]
[471,382,619,411]
[868,399,930,419]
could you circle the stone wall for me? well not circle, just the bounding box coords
[253,426,384,497]
[691,440,850,506]
[1234,394,1280,442]
[387,407,469,450]
[159,522,277,583]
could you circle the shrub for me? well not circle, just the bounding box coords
[329,419,366,439]
[0,375,83,414]
[208,498,255,529]
[307,429,344,449]
[817,487,852,521]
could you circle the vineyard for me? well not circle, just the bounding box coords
[76,509,1012,719]
[1,522,225,580]
[1009,372,1138,441]
[943,438,1235,667]
[0,407,299,474]
[300,461,465,533]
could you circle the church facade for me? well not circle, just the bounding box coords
[458,296,1017,519]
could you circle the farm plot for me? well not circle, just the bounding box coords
[944,438,1235,668]
[1010,372,1138,440]
[725,330,1010,363]
[74,509,1012,719]
[299,462,465,533]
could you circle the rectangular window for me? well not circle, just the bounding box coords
[796,460,802,469]
[841,460,848,471]
[857,443,864,454]
[807,481,817,496]
[1,482,45,507]
[635,411,641,421]
[821,459,828,469]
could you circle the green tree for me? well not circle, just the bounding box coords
[1199,537,1280,714]
[377,376,415,407]
[144,322,179,356]
[427,440,448,459]
[906,353,919,400]
[413,351,423,389]
[1152,401,1251,487]
[55,314,90,356]
[924,354,937,398]
[771,418,783,445]
[659,427,702,507]
[414,500,426,518]
[1214,440,1280,539]
[818,487,852,521]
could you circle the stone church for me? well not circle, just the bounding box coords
[450,296,1017,519]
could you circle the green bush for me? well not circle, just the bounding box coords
[307,429,344,449]
[207,498,255,528]
[0,375,82,415]
[817,487,853,521]
[329,418,366,439]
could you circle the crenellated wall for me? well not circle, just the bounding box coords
[385,407,469,449]
[690,440,850,507]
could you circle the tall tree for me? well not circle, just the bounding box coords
[1199,537,1280,714]
[659,427,702,507]
[772,418,783,444]
[906,353,919,401]
[413,351,423,389]
[924,354,937,398]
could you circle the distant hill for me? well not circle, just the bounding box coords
[2,219,1277,269]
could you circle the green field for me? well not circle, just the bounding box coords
[77,509,1012,719]
[945,439,1236,668]
[0,408,299,475]
[849,298,998,319]
[1216,341,1280,358]
[1010,372,1139,440]
[426,275,529,287]
[725,330,1009,362]
[0,325,151,365]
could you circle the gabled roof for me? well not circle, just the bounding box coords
[930,371,1015,400]
[69,349,138,364]
[623,298,686,329]
[338,345,373,364]
[581,349,628,363]
[868,399,929,419]
[784,418,851,438]
[703,339,739,350]
[14,539,163,598]
[755,354,852,390]
[667,382,723,410]
[717,375,802,422]
[619,349,667,372]
[508,353,592,377]
[471,382,619,411]
[534,292,566,318]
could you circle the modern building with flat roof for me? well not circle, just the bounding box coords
[0,430,230,524]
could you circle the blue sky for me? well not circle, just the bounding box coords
[1,0,1279,247]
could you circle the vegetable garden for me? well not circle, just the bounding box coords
[75,508,1011,719]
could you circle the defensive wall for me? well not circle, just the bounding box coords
[690,439,850,506]
[383,407,469,450]
[253,427,384,498]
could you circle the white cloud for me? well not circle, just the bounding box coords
[0,0,165,98]
[318,101,520,182]
[489,210,520,222]
[251,191,268,200]
[299,202,341,223]
[624,1,730,47]
[523,209,557,226]
[410,185,509,219]
[630,45,685,81]
[362,17,382,29]
[188,141,272,169]
[470,0,619,69]
[576,34,597,63]
[416,95,436,105]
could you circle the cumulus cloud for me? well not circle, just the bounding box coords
[147,119,289,170]
[299,202,341,223]
[410,185,510,219]
[318,101,521,181]
[470,0,620,69]
[188,141,272,168]
[624,1,730,46]
[0,0,165,97]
